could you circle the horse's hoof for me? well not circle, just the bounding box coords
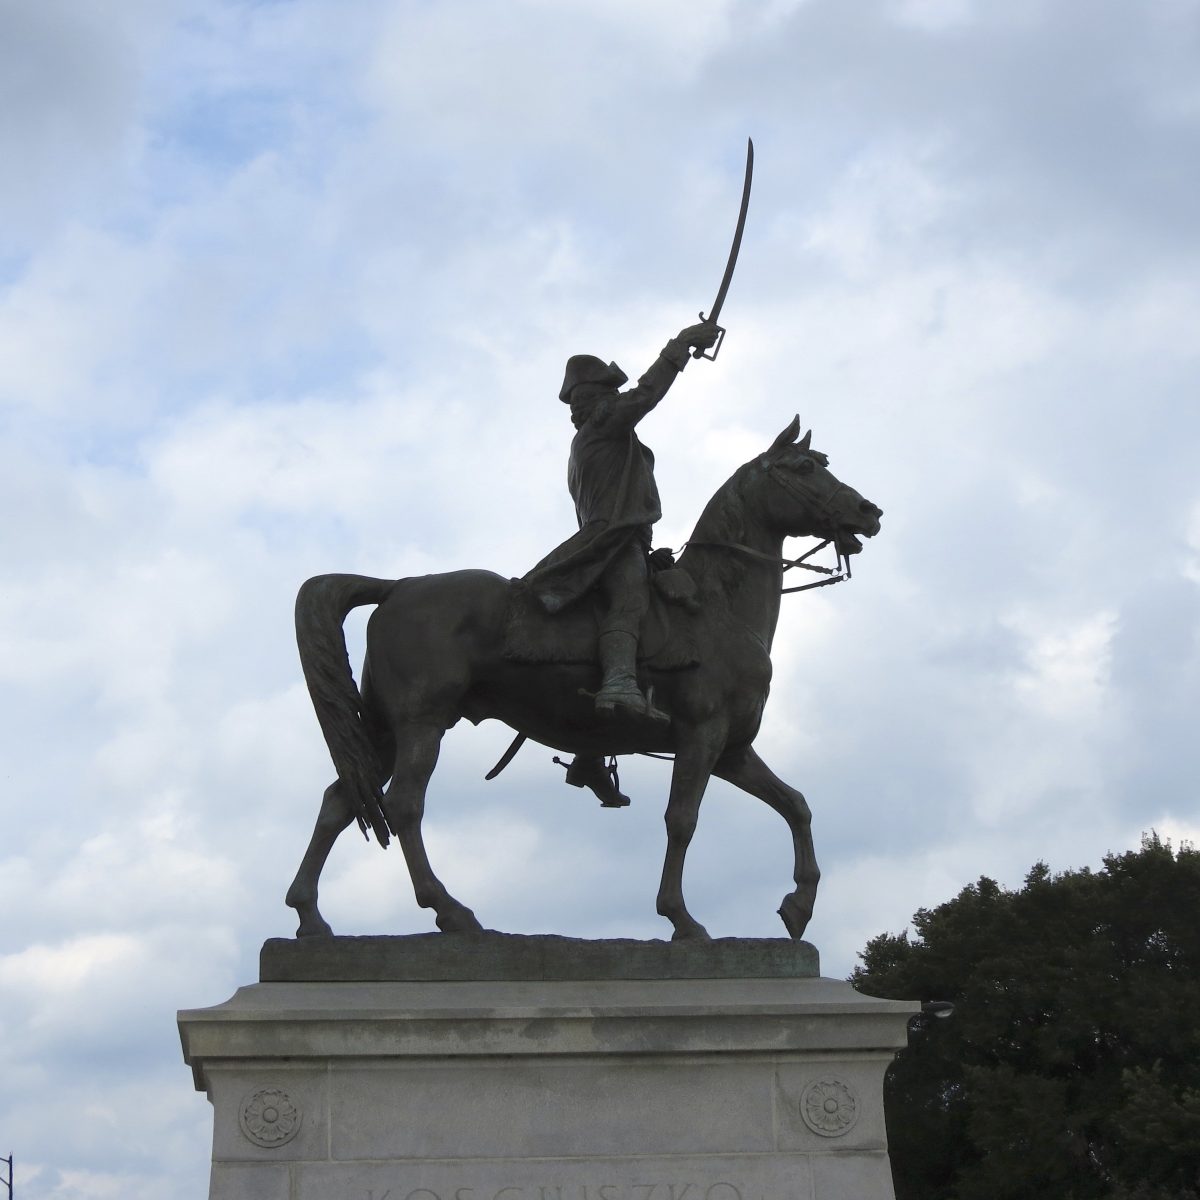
[436,904,484,934]
[671,920,712,942]
[777,894,811,940]
[295,916,335,938]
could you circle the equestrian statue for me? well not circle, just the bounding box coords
[285,141,884,941]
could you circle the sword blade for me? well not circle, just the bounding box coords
[484,732,526,780]
[703,137,754,327]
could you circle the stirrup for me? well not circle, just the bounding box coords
[556,754,631,808]
[592,680,669,724]
[593,676,643,714]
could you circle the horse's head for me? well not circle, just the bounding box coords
[753,415,882,555]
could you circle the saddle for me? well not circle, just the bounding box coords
[503,563,701,671]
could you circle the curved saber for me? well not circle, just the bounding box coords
[485,731,526,780]
[695,137,754,362]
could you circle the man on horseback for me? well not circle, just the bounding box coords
[523,321,719,805]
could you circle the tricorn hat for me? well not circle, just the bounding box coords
[559,355,628,402]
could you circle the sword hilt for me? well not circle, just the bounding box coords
[692,314,726,362]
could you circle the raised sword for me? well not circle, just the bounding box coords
[694,137,754,361]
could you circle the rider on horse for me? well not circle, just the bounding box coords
[523,321,720,804]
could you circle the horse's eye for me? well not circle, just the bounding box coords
[795,457,815,475]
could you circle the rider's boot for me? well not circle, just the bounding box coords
[565,755,631,808]
[594,632,669,722]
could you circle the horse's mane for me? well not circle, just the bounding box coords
[682,462,759,598]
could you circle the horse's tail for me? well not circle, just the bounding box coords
[295,572,397,847]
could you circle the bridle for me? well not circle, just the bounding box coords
[683,535,852,594]
[683,458,855,595]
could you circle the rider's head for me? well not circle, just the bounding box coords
[560,355,627,407]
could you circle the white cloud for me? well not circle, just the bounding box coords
[886,0,977,32]
[1149,815,1200,849]
[1185,500,1200,585]
[1006,608,1116,721]
[363,0,737,150]
[0,933,142,999]
[0,0,175,243]
[2,2,1199,1195]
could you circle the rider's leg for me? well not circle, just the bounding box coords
[594,541,652,714]
[563,541,656,800]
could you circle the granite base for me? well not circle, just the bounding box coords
[178,936,915,1200]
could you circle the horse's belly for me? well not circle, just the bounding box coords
[466,662,680,757]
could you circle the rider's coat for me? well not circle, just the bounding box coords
[524,353,683,614]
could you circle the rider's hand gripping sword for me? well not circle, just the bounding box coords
[694,137,754,362]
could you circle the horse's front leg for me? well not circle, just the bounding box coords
[714,744,819,940]
[656,723,727,941]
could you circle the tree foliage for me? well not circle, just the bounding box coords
[852,834,1200,1200]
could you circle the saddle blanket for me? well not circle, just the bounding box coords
[502,579,699,671]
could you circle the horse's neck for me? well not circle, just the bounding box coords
[680,478,784,650]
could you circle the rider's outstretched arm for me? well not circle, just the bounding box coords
[606,322,719,430]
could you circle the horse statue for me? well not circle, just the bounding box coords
[286,416,882,942]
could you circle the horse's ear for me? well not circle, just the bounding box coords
[798,429,812,451]
[768,415,801,456]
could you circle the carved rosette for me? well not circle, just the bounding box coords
[239,1086,301,1148]
[799,1077,859,1137]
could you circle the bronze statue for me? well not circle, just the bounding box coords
[285,140,883,942]
[287,417,881,942]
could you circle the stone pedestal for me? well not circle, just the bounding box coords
[178,935,916,1200]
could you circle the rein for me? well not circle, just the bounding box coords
[682,536,852,594]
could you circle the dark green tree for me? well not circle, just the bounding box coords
[852,834,1200,1200]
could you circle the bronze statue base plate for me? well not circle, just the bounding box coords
[260,932,820,983]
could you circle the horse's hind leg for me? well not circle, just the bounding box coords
[286,714,395,938]
[286,779,359,938]
[385,722,484,934]
[714,744,819,940]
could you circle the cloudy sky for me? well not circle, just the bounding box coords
[1,0,1198,1195]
